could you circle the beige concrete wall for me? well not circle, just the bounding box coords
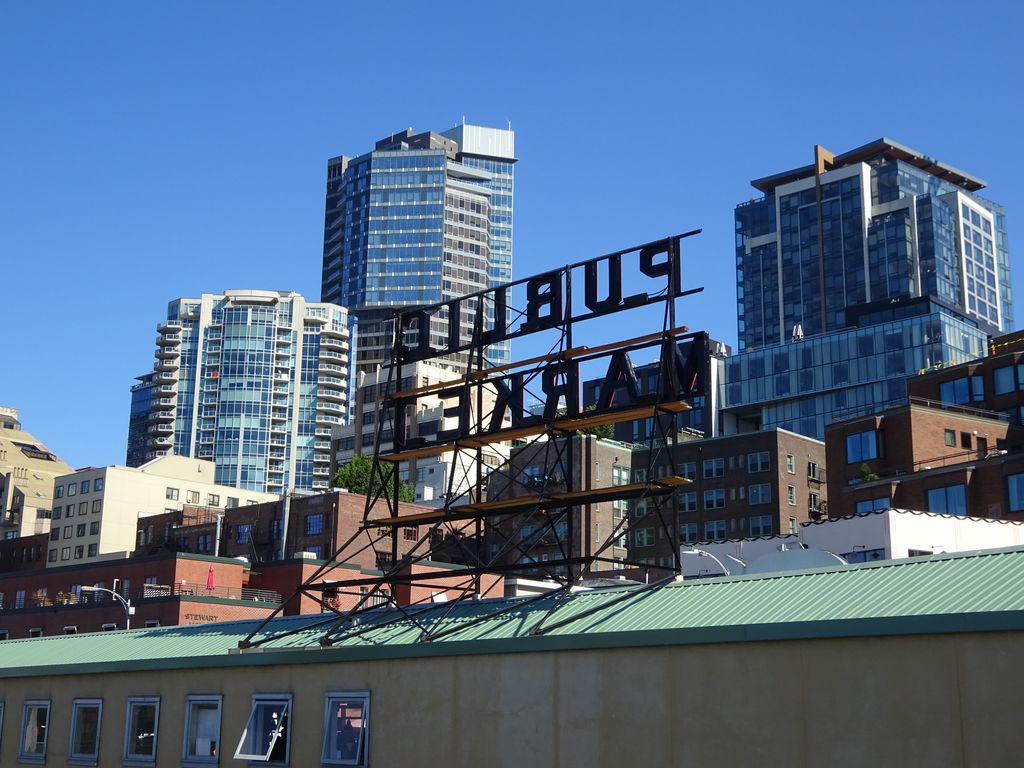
[0,630,1022,766]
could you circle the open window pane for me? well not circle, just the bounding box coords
[234,696,291,762]
[182,695,222,763]
[19,700,50,760]
[124,697,160,761]
[322,692,370,765]
[69,698,103,762]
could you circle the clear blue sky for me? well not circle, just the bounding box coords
[2,1,1022,468]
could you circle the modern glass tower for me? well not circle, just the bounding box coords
[126,290,349,493]
[735,138,1012,352]
[320,123,515,375]
[722,140,1012,439]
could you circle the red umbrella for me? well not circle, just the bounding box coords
[206,566,216,591]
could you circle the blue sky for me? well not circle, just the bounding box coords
[2,1,1022,468]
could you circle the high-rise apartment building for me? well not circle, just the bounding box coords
[126,290,349,493]
[721,140,1011,439]
[735,138,1012,351]
[320,123,515,375]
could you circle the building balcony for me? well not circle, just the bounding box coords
[314,453,331,463]
[156,320,184,335]
[320,326,349,339]
[319,337,347,351]
[271,424,288,433]
[155,346,180,360]
[155,371,178,383]
[313,467,330,477]
[318,389,346,403]
[312,480,330,490]
[149,408,176,422]
[155,385,177,396]
[151,436,173,448]
[156,358,179,372]
[316,401,345,415]
[316,414,342,426]
[315,440,332,450]
[156,334,182,346]
[315,427,333,437]
[148,423,175,436]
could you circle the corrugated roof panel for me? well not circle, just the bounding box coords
[3,547,1024,677]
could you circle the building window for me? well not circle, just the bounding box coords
[19,700,50,761]
[94,477,104,492]
[703,489,725,510]
[29,628,43,638]
[747,451,770,473]
[74,545,84,559]
[234,694,291,762]
[677,461,696,480]
[68,483,77,497]
[183,695,222,764]
[679,522,697,543]
[101,623,118,632]
[165,487,179,501]
[305,513,325,536]
[53,506,62,520]
[56,485,64,498]
[207,494,220,507]
[92,499,102,513]
[186,490,200,504]
[321,691,370,766]
[77,524,86,537]
[749,515,773,537]
[788,516,797,533]
[748,483,771,505]
[807,461,820,480]
[69,698,104,763]
[703,458,725,478]
[612,465,629,486]
[61,547,71,561]
[236,524,252,545]
[124,697,160,763]
[89,521,99,535]
[785,453,795,474]
[704,519,726,541]
[197,533,212,553]
[944,429,956,447]
[633,528,655,547]
[787,486,797,506]
[1007,474,1024,513]
[927,484,967,516]
[227,497,239,508]
[80,480,90,494]
[846,430,881,463]
[939,375,985,405]
[79,502,88,515]
[87,543,98,557]
[48,548,57,562]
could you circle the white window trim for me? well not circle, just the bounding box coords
[68,697,103,765]
[123,696,161,764]
[234,693,292,763]
[321,691,370,766]
[19,699,51,763]
[181,694,222,766]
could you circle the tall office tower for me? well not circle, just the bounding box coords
[126,290,349,493]
[721,140,1011,439]
[735,138,1013,352]
[320,123,515,375]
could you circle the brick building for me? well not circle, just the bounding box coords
[0,553,278,639]
[628,429,826,569]
[824,400,1021,518]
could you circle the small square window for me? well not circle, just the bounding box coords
[124,696,160,763]
[69,698,103,763]
[234,694,291,762]
[944,429,956,447]
[186,490,200,504]
[321,691,370,766]
[166,487,179,501]
[19,699,50,761]
[183,694,222,764]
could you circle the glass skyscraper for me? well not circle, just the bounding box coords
[320,123,515,375]
[735,138,1012,352]
[126,290,349,493]
[723,140,1012,439]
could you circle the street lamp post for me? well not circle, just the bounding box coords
[80,586,134,630]
[679,547,732,578]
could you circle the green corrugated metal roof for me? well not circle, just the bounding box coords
[3,546,1024,679]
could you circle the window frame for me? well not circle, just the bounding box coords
[68,697,104,765]
[123,696,161,764]
[19,699,50,763]
[320,691,370,766]
[181,694,223,766]
[233,693,292,763]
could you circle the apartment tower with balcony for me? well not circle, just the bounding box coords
[126,290,349,493]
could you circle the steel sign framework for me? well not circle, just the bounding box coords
[240,231,706,649]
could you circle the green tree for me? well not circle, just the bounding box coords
[332,454,415,502]
[570,404,614,439]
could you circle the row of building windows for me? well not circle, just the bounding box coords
[53,500,102,519]
[53,478,104,498]
[1,691,369,765]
